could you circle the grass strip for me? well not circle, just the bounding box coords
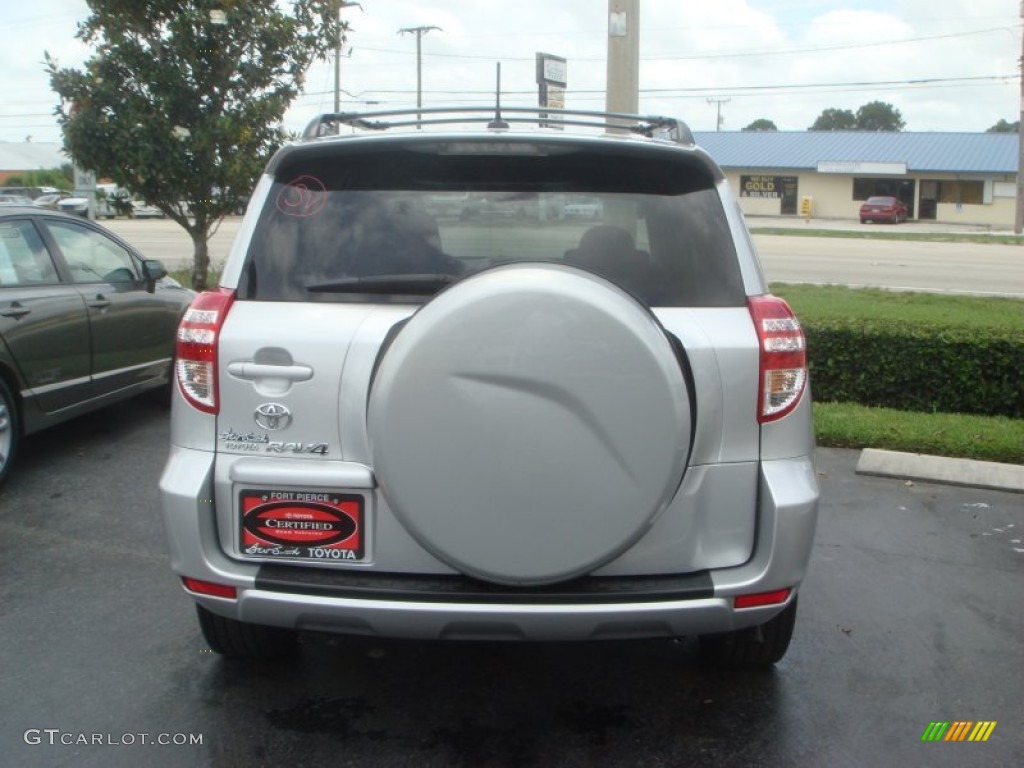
[771,283,1024,331]
[813,401,1024,465]
[170,266,222,289]
[750,227,1024,246]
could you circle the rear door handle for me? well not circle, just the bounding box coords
[227,362,313,382]
[88,296,112,310]
[0,303,31,319]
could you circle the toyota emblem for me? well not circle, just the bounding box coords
[254,403,292,431]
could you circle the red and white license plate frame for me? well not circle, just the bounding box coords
[238,489,366,563]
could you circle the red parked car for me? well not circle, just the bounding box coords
[860,196,908,224]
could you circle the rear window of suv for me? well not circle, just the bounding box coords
[240,139,745,307]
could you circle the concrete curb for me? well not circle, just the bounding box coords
[855,448,1024,494]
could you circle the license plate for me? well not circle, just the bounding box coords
[239,490,365,562]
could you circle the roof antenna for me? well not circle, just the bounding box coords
[488,62,509,129]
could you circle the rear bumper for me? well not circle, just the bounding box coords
[160,448,818,641]
[225,589,790,642]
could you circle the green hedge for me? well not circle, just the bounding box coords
[803,320,1023,418]
[771,284,1024,420]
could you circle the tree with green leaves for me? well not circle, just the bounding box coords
[743,118,778,132]
[809,108,856,131]
[46,1,344,289]
[810,102,904,132]
[986,118,1020,133]
[3,168,72,190]
[855,100,904,131]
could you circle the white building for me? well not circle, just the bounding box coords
[694,131,1018,228]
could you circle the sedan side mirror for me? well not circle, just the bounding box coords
[142,259,168,293]
[142,259,168,281]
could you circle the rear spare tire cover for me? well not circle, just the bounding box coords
[368,263,692,585]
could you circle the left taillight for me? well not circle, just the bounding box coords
[182,577,237,599]
[748,294,807,423]
[175,288,235,414]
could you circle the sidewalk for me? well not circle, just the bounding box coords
[856,449,1024,494]
[744,215,1015,236]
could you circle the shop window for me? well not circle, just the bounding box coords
[852,178,875,200]
[936,181,983,205]
[852,177,909,200]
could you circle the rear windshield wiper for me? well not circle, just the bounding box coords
[306,274,460,294]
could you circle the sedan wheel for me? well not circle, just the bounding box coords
[0,379,18,485]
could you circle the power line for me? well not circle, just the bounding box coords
[341,25,1014,64]
[294,73,1014,100]
[639,27,1016,61]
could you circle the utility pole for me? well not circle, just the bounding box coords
[1016,0,1024,233]
[606,0,639,118]
[398,25,442,126]
[606,1,638,230]
[707,97,730,131]
[333,2,362,113]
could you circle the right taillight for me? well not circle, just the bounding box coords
[748,295,807,423]
[175,288,235,414]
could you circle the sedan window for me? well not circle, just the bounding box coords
[42,220,139,284]
[0,220,59,286]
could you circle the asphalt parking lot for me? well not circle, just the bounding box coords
[0,399,1020,767]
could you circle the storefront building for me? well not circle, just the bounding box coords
[693,131,1018,228]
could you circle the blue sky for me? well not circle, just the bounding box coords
[1,0,1019,143]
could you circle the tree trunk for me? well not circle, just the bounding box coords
[189,223,212,291]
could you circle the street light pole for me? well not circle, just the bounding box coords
[333,2,362,113]
[399,25,442,126]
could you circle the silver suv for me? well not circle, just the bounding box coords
[160,107,819,668]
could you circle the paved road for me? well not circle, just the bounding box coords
[754,235,1024,297]
[104,217,1024,297]
[106,217,242,271]
[1,401,1021,767]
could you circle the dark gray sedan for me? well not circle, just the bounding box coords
[0,207,193,483]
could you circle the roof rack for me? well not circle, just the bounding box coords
[301,106,695,146]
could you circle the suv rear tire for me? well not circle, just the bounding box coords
[196,605,298,660]
[698,597,798,669]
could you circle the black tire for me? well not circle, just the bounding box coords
[699,597,798,669]
[892,212,899,224]
[0,378,18,486]
[196,604,298,660]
